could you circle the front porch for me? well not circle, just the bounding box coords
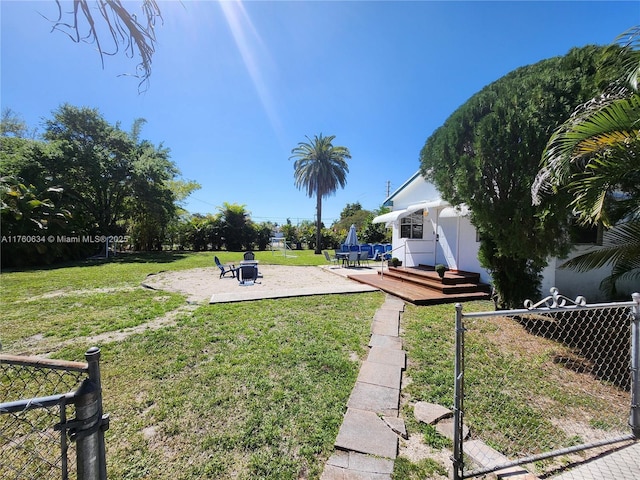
[347,265,492,305]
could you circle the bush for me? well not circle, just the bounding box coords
[390,257,402,267]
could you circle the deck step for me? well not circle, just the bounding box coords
[415,264,481,285]
[381,269,491,295]
[347,268,492,306]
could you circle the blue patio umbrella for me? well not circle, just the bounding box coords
[345,224,359,246]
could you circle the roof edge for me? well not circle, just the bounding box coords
[383,170,422,206]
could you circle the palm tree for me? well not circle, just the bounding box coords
[290,134,351,254]
[532,26,640,296]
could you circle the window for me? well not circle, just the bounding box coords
[400,210,424,239]
[570,221,602,245]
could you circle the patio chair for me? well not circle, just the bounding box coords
[323,250,339,266]
[358,250,370,266]
[333,249,348,266]
[347,251,359,267]
[360,244,373,259]
[243,251,255,261]
[237,264,260,285]
[215,256,236,278]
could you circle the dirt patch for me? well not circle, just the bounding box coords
[142,265,379,304]
[20,286,139,302]
[398,434,451,478]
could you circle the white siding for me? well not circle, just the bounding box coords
[386,171,639,301]
[389,176,440,208]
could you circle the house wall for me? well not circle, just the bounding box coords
[539,259,557,299]
[552,245,638,303]
[390,230,436,267]
[404,239,435,267]
[434,215,455,267]
[434,214,491,284]
[388,177,439,208]
[385,173,639,300]
[387,175,440,266]
[457,217,489,283]
[387,174,491,278]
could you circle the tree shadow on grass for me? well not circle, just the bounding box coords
[514,308,631,390]
[1,251,193,273]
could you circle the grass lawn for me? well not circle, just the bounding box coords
[1,250,329,353]
[2,251,630,479]
[400,302,631,477]
[1,250,384,479]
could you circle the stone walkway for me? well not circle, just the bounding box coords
[321,295,406,479]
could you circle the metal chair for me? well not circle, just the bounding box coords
[323,250,339,266]
[358,250,370,266]
[215,256,236,278]
[237,264,260,285]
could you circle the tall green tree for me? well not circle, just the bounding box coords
[290,134,351,254]
[280,219,300,246]
[533,28,640,296]
[0,121,79,265]
[182,213,223,251]
[1,106,194,261]
[253,222,274,251]
[420,45,627,308]
[0,134,55,193]
[43,105,185,250]
[1,108,32,138]
[44,104,136,235]
[333,202,369,232]
[127,140,177,250]
[218,202,252,251]
[361,206,391,244]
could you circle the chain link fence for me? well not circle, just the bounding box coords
[1,348,108,480]
[452,289,640,479]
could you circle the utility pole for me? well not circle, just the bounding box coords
[386,180,391,198]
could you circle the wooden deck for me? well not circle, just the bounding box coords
[347,265,492,305]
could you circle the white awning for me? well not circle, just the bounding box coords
[372,199,449,226]
[371,209,407,225]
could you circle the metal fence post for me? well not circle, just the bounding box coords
[452,303,465,480]
[630,292,640,439]
[74,347,108,480]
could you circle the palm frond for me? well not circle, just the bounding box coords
[533,93,640,207]
[562,221,640,272]
[612,25,640,91]
[49,0,163,91]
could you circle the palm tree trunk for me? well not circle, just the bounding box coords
[315,194,322,254]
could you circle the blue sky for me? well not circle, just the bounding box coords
[2,1,639,226]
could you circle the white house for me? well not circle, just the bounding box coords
[372,171,634,303]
